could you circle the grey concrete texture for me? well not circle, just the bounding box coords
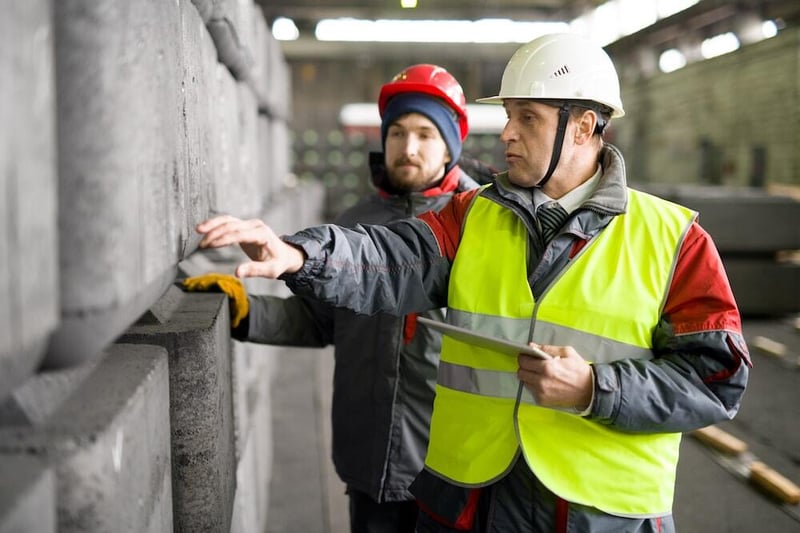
[248,5,272,114]
[230,343,277,533]
[120,290,236,533]
[0,0,60,399]
[725,260,800,316]
[613,29,800,186]
[258,116,276,206]
[210,65,264,219]
[208,19,255,83]
[204,0,257,82]
[54,0,184,313]
[256,117,294,209]
[269,119,293,194]
[41,0,273,371]
[178,0,217,258]
[0,344,173,533]
[266,38,292,121]
[237,83,262,218]
[0,455,56,533]
[0,358,99,426]
[190,0,214,23]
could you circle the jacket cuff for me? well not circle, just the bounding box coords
[589,363,621,421]
[278,235,326,286]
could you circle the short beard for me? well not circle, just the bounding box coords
[386,162,440,193]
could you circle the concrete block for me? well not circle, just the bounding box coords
[230,420,260,533]
[0,0,59,399]
[0,455,56,533]
[231,341,279,462]
[206,0,256,81]
[0,344,172,533]
[190,0,214,23]
[724,259,800,317]
[210,64,242,217]
[269,118,292,193]
[120,290,236,533]
[54,0,183,312]
[41,268,176,371]
[0,359,99,425]
[248,6,272,113]
[237,83,262,218]
[250,364,275,532]
[266,31,291,121]
[257,115,274,206]
[178,0,218,257]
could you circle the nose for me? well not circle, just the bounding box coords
[500,120,516,144]
[403,134,420,157]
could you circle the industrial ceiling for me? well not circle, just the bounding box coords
[254,0,800,61]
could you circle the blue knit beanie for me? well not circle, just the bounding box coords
[380,93,462,172]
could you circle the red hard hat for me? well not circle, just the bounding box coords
[378,64,469,141]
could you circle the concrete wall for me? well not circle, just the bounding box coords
[612,27,800,188]
[0,0,323,531]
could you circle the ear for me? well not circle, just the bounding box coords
[574,109,597,145]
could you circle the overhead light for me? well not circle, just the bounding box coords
[401,0,417,8]
[315,18,569,43]
[701,32,740,59]
[658,49,687,73]
[313,0,710,46]
[761,20,778,38]
[272,17,299,41]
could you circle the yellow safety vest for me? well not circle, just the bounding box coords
[425,189,696,517]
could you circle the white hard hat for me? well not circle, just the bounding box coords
[477,32,625,118]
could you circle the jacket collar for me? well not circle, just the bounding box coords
[491,143,628,216]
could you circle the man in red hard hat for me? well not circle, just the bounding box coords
[185,64,488,532]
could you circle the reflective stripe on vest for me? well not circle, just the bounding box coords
[425,189,695,517]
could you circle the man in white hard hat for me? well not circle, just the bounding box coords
[194,33,750,532]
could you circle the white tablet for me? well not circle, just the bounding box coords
[418,317,551,359]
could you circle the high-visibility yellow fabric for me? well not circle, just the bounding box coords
[425,190,695,516]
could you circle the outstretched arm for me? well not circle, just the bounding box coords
[197,216,306,278]
[195,214,452,316]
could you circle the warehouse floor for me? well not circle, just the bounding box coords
[266,316,800,533]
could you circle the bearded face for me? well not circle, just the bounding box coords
[384,113,451,192]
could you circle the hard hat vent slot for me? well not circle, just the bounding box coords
[551,65,570,78]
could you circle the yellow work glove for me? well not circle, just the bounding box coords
[182,273,249,329]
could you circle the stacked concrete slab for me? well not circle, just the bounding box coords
[637,184,800,317]
[1,0,323,532]
[0,0,60,406]
[0,344,172,533]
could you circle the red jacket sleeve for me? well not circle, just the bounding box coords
[417,189,481,262]
[664,221,752,367]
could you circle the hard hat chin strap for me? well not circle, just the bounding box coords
[536,103,571,189]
